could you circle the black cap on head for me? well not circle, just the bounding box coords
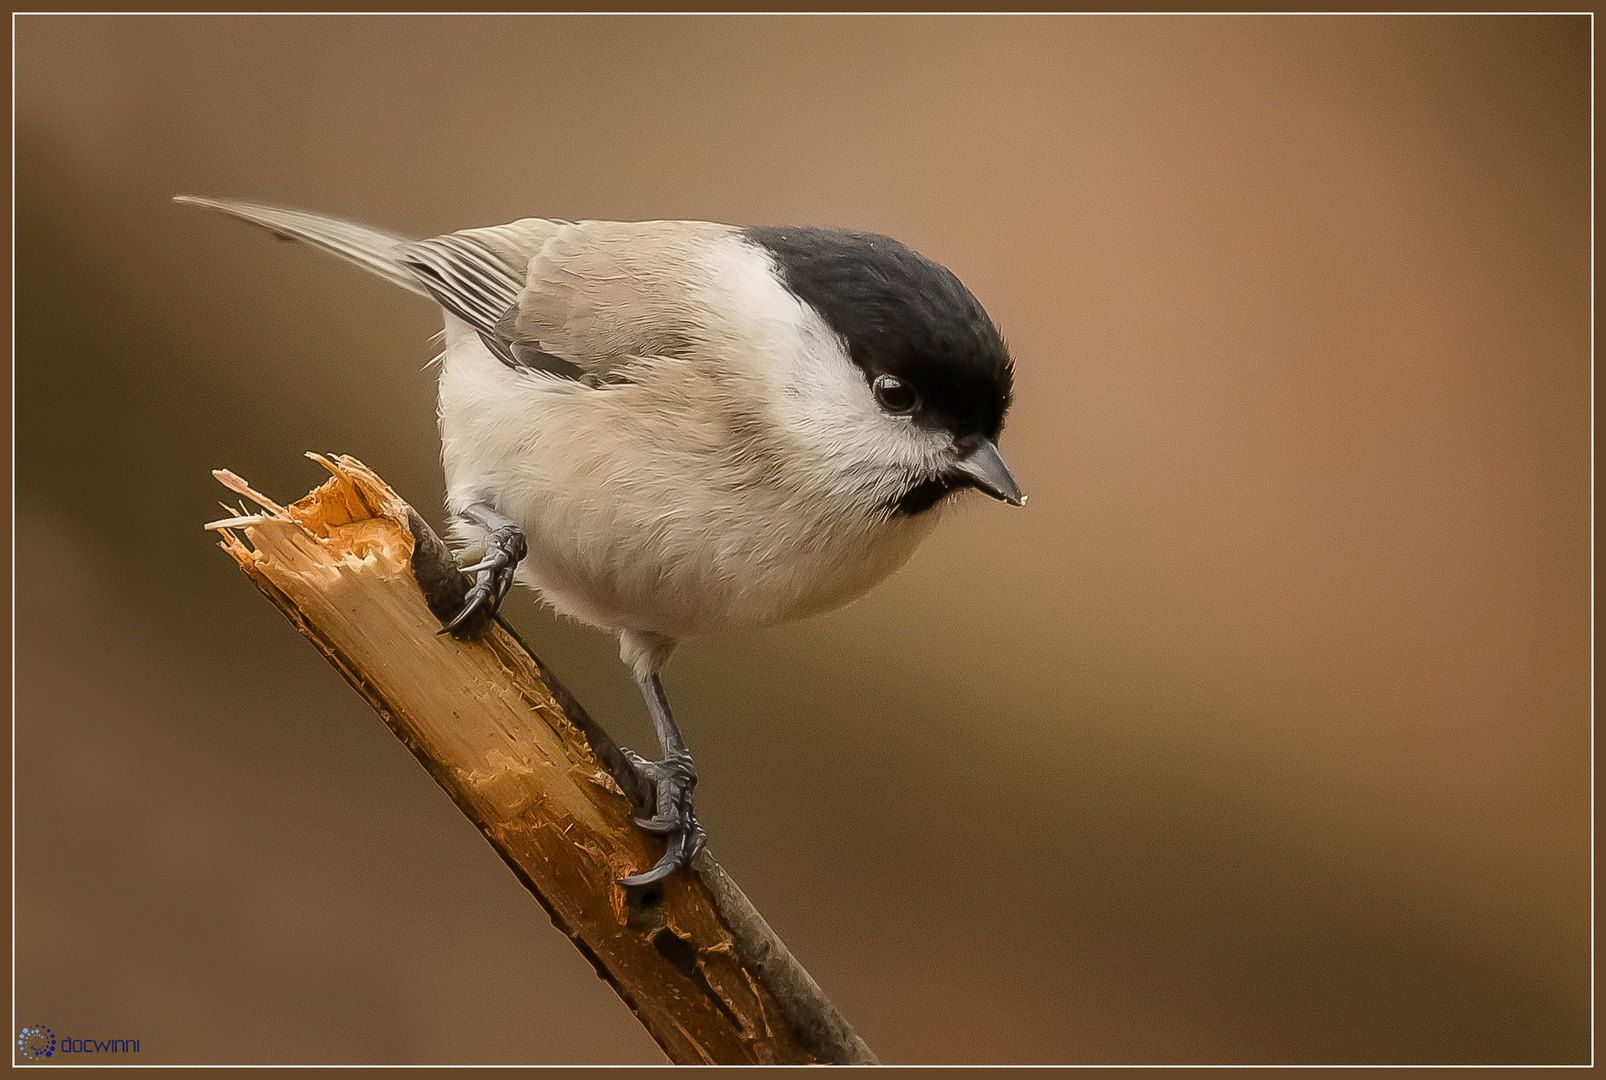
[743,226,1014,442]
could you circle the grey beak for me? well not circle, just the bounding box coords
[952,438,1026,506]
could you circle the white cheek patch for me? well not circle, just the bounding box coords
[705,237,950,487]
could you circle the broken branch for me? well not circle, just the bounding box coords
[207,453,877,1066]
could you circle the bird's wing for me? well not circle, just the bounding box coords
[176,198,736,385]
[399,223,580,378]
[174,196,544,372]
[414,218,738,384]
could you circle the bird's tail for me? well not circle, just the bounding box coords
[173,195,429,299]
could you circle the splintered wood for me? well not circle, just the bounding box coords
[208,454,874,1066]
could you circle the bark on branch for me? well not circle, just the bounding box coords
[206,453,877,1066]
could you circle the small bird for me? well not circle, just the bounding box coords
[177,196,1025,886]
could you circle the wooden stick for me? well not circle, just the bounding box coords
[207,454,878,1066]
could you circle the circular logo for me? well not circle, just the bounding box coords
[17,1026,54,1060]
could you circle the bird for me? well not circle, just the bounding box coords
[176,195,1025,886]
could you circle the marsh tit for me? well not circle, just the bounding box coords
[176,196,1025,886]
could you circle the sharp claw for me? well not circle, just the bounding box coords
[619,855,681,888]
[461,549,517,576]
[616,744,701,883]
[438,588,489,635]
[438,507,526,635]
[619,829,690,887]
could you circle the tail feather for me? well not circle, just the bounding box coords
[173,195,429,298]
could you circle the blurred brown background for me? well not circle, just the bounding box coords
[13,14,1589,1065]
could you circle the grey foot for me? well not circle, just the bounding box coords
[618,746,705,887]
[439,508,526,638]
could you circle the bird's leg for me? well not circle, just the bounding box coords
[439,501,527,637]
[618,672,705,887]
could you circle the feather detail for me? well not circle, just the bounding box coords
[173,195,426,297]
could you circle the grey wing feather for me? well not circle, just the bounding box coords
[176,195,584,380]
[401,233,586,379]
[499,218,739,382]
[401,234,519,331]
[173,195,427,298]
[176,198,727,385]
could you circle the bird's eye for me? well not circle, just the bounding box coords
[872,374,919,415]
